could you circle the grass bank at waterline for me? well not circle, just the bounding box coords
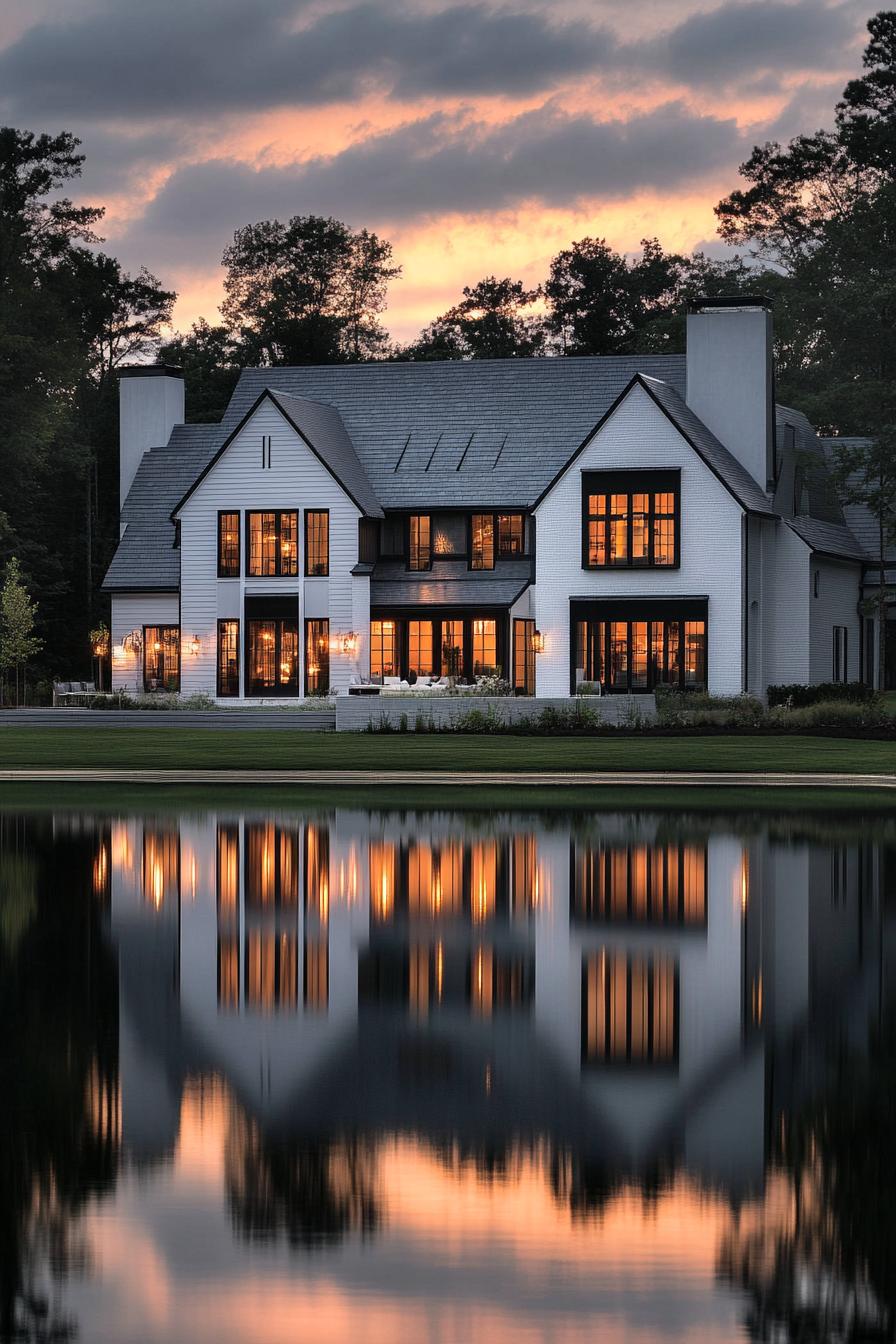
[0,727,894,775]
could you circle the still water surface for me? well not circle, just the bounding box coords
[2,800,895,1343]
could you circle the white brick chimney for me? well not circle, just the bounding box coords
[119,365,185,509]
[686,297,774,491]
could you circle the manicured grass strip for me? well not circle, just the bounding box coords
[0,727,895,774]
[3,781,896,817]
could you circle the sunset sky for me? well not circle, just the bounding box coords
[0,0,873,343]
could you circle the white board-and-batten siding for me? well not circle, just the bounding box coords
[532,383,746,697]
[111,592,179,691]
[177,400,363,699]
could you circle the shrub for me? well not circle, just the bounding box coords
[767,681,876,709]
[453,705,509,733]
[470,673,513,696]
[657,692,765,729]
[575,681,602,696]
[769,699,891,730]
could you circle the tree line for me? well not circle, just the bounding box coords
[2,11,896,694]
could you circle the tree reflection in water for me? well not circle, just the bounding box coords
[0,818,118,1344]
[719,1014,896,1342]
[225,1109,379,1249]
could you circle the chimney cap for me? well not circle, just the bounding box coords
[689,294,772,314]
[118,363,184,379]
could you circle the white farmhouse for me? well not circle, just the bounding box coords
[103,298,881,700]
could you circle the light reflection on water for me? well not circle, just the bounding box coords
[1,803,894,1344]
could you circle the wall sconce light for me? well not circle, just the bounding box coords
[531,629,546,654]
[112,644,126,662]
[122,629,142,655]
[189,635,201,657]
[342,631,358,655]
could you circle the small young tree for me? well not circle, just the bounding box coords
[0,558,43,706]
[832,429,896,689]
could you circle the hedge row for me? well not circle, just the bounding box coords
[766,681,876,708]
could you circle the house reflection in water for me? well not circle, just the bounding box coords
[104,806,886,1202]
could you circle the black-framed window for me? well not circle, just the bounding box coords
[217,619,240,697]
[582,951,678,1068]
[408,515,431,571]
[833,625,848,682]
[143,625,180,692]
[218,511,240,577]
[370,612,506,685]
[498,514,524,557]
[471,514,495,570]
[582,472,679,569]
[305,510,329,576]
[370,619,400,679]
[246,619,300,696]
[247,511,298,577]
[572,841,707,925]
[305,618,330,694]
[514,618,535,695]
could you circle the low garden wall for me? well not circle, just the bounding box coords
[335,694,656,732]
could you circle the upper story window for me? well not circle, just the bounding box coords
[218,512,240,577]
[497,513,524,557]
[471,514,495,570]
[409,515,431,571]
[583,472,679,569]
[247,511,298,577]
[305,510,329,576]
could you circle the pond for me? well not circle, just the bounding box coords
[1,797,894,1343]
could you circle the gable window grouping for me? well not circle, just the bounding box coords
[247,511,298,577]
[218,512,240,577]
[583,472,679,568]
[305,510,329,576]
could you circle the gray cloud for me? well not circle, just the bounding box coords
[645,0,862,87]
[0,0,618,119]
[112,101,744,269]
[0,0,866,129]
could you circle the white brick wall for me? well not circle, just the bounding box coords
[809,556,862,684]
[532,384,747,696]
[762,522,809,689]
[177,400,364,699]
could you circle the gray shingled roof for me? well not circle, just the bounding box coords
[267,390,383,517]
[785,516,867,562]
[102,424,219,590]
[370,559,531,608]
[639,376,777,516]
[223,356,688,509]
[105,355,865,591]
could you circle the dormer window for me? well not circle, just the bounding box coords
[471,514,495,570]
[247,511,298,577]
[408,515,431,571]
[497,513,524,557]
[583,472,679,569]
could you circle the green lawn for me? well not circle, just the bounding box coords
[0,727,894,774]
